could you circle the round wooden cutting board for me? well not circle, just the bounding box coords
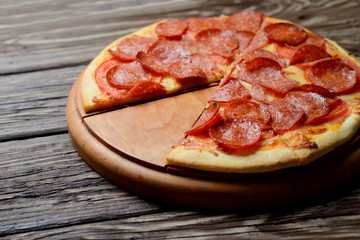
[66,73,360,210]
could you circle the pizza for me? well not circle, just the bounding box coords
[80,11,360,174]
[81,16,232,112]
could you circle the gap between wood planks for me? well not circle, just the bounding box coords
[0,130,69,143]
[0,61,91,77]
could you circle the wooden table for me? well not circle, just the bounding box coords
[2,0,360,238]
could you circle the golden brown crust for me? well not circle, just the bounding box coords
[167,137,301,173]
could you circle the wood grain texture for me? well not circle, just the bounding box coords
[0,66,84,141]
[0,133,162,237]
[1,0,360,238]
[6,205,360,240]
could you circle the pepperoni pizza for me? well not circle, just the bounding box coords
[80,11,360,173]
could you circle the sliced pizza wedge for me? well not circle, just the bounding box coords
[167,101,301,173]
[166,16,360,173]
[81,12,264,112]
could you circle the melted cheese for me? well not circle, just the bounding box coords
[284,65,306,85]
[161,76,182,92]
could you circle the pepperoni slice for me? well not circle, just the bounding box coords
[144,35,200,56]
[175,35,202,54]
[241,57,299,94]
[209,119,262,148]
[305,59,357,94]
[261,76,299,95]
[190,54,221,78]
[109,35,157,61]
[221,49,287,87]
[150,38,192,62]
[206,54,233,70]
[268,100,305,132]
[168,61,207,80]
[284,91,329,123]
[208,79,250,103]
[225,11,264,33]
[186,17,226,36]
[136,37,208,80]
[137,49,206,80]
[252,50,287,67]
[223,101,270,129]
[235,59,267,83]
[195,29,238,57]
[244,57,282,72]
[336,58,360,94]
[305,33,326,49]
[186,102,220,135]
[106,61,159,89]
[146,37,199,63]
[310,99,349,124]
[138,55,206,81]
[264,23,308,46]
[339,58,360,79]
[291,57,333,71]
[233,31,255,52]
[155,19,188,37]
[274,33,326,60]
[250,81,267,103]
[289,45,331,65]
[125,81,167,99]
[242,50,287,68]
[245,31,268,52]
[136,50,169,74]
[298,84,334,98]
[95,58,128,100]
[273,43,296,59]
[244,20,273,53]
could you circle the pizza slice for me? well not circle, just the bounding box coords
[80,12,262,112]
[166,15,360,173]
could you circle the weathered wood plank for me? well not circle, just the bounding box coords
[0,133,163,237]
[4,186,360,239]
[0,66,84,141]
[1,0,359,74]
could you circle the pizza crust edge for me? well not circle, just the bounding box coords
[167,140,300,173]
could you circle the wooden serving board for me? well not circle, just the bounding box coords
[66,73,360,209]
